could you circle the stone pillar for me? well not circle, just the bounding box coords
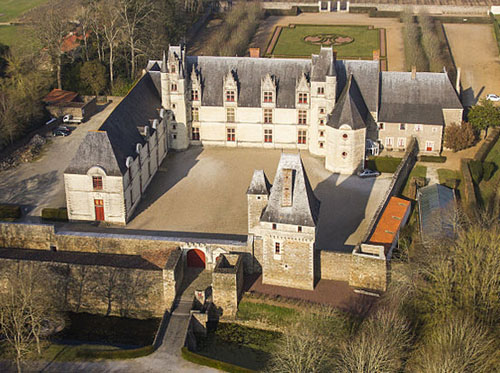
[318,1,322,12]
[327,1,331,12]
[346,1,350,12]
[337,1,340,12]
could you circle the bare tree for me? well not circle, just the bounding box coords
[117,0,155,80]
[32,6,71,89]
[98,0,123,89]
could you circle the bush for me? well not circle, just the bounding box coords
[41,208,68,221]
[369,9,401,18]
[468,160,483,184]
[298,6,319,13]
[0,204,21,220]
[181,347,254,372]
[444,122,476,152]
[402,11,429,71]
[77,345,154,360]
[418,155,447,163]
[366,156,402,173]
[349,6,374,14]
[491,14,500,55]
[482,161,496,181]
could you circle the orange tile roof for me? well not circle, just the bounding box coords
[369,196,411,246]
[43,89,79,105]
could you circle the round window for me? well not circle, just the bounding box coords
[342,133,348,140]
[342,151,348,158]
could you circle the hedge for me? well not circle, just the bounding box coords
[298,6,319,13]
[0,204,21,221]
[366,156,402,173]
[41,208,68,221]
[265,7,298,16]
[418,155,447,163]
[77,345,154,360]
[468,160,483,184]
[369,9,401,18]
[436,16,492,24]
[491,14,500,56]
[349,6,374,14]
[181,347,254,373]
[482,161,496,182]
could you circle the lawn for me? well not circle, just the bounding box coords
[237,300,300,327]
[0,0,50,22]
[479,136,500,203]
[0,25,36,47]
[271,25,380,59]
[401,165,427,198]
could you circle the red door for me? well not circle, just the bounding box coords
[94,199,104,221]
[187,249,205,268]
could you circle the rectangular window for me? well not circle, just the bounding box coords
[191,89,199,101]
[415,124,423,132]
[400,123,406,130]
[263,91,273,103]
[298,92,308,104]
[298,110,307,125]
[379,123,384,130]
[264,109,273,124]
[275,242,281,255]
[226,108,235,122]
[317,87,324,95]
[426,141,434,152]
[298,226,302,232]
[319,107,325,114]
[272,223,277,230]
[226,90,235,102]
[319,141,324,148]
[319,119,325,126]
[298,130,307,144]
[227,128,235,142]
[171,83,177,92]
[398,137,406,148]
[92,176,103,190]
[191,127,200,141]
[191,107,199,122]
[264,129,273,143]
[385,137,394,147]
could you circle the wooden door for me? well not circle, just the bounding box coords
[94,199,104,221]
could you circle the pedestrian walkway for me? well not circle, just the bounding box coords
[426,166,439,185]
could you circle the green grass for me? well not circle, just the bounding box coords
[271,25,380,58]
[0,25,36,47]
[402,165,427,198]
[438,168,464,201]
[237,300,300,327]
[0,0,50,22]
[479,137,500,203]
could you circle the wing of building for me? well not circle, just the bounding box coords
[64,45,462,224]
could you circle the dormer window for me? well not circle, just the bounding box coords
[264,91,273,103]
[171,83,177,92]
[298,93,308,104]
[170,64,176,73]
[226,90,235,102]
[191,89,199,101]
[92,176,103,190]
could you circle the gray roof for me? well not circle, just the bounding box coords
[66,72,162,176]
[247,170,271,195]
[186,56,312,108]
[261,153,320,227]
[311,47,335,82]
[417,184,457,244]
[328,74,370,130]
[336,60,379,113]
[379,72,462,125]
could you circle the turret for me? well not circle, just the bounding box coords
[247,170,271,235]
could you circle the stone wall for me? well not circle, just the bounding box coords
[0,248,165,319]
[212,254,244,318]
[0,222,55,250]
[163,249,184,311]
[349,249,387,292]
[320,250,351,281]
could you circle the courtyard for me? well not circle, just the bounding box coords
[127,147,392,252]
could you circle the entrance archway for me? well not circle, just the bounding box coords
[187,249,206,268]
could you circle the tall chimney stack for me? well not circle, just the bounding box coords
[249,48,260,58]
[411,66,416,80]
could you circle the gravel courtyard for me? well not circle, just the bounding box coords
[127,147,392,252]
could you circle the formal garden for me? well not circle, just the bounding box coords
[267,24,382,59]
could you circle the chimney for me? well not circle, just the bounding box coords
[411,66,416,80]
[372,49,380,61]
[456,67,461,93]
[332,50,337,64]
[249,48,260,58]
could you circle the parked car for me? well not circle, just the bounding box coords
[63,114,82,124]
[357,169,381,178]
[486,94,500,102]
[52,126,71,137]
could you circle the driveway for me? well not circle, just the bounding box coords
[0,99,122,217]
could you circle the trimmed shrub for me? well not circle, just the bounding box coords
[437,16,492,24]
[181,347,254,372]
[366,156,402,173]
[482,161,496,182]
[369,9,401,18]
[0,204,21,220]
[349,7,374,14]
[77,345,154,360]
[491,14,500,55]
[41,208,68,221]
[468,160,483,184]
[298,6,319,13]
[265,7,298,16]
[418,155,447,163]
[402,11,429,71]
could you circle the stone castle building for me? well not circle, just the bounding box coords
[64,44,462,226]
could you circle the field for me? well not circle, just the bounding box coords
[270,25,380,59]
[0,0,50,22]
[0,25,32,46]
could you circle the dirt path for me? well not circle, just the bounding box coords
[251,12,405,71]
[444,23,500,107]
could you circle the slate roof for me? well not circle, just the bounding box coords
[247,170,272,195]
[261,153,320,227]
[66,72,162,176]
[311,47,335,82]
[186,56,312,108]
[336,60,379,114]
[379,72,462,125]
[417,184,457,244]
[328,74,371,130]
